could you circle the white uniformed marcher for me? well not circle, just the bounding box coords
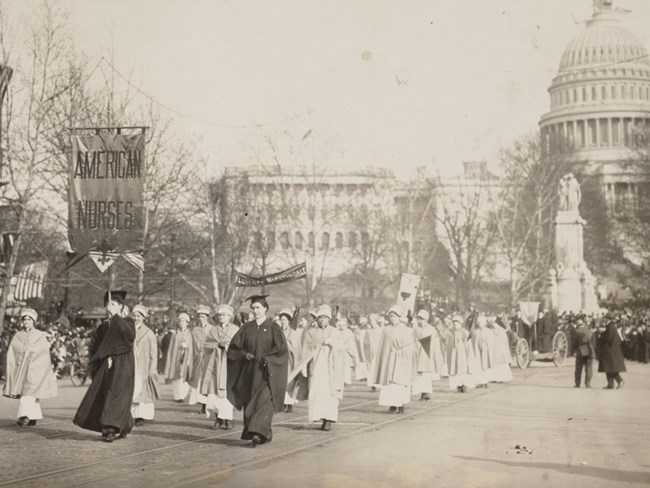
[131,305,159,426]
[3,308,58,427]
[202,304,239,430]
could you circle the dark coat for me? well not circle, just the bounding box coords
[597,323,626,373]
[73,315,136,434]
[226,318,289,441]
[572,325,596,359]
[227,318,288,413]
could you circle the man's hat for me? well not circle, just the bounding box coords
[20,308,38,323]
[216,304,234,316]
[132,304,148,318]
[104,290,127,306]
[196,305,211,316]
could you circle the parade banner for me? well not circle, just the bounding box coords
[68,132,146,269]
[234,262,307,287]
[396,273,421,315]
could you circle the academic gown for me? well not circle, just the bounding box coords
[73,315,136,434]
[227,318,289,442]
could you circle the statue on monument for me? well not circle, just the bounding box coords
[558,173,581,213]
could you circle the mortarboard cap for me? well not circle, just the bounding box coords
[104,290,127,306]
[245,294,270,308]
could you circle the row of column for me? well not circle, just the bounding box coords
[543,116,650,149]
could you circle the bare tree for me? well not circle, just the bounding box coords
[432,166,498,309]
[492,133,574,306]
[0,3,92,333]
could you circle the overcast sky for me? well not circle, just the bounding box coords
[9,0,650,178]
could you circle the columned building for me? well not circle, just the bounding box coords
[540,0,650,264]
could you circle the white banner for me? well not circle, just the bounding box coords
[396,273,421,316]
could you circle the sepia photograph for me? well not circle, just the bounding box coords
[0,0,649,486]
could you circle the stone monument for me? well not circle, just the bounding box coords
[545,174,599,313]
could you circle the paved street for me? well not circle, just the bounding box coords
[0,359,648,488]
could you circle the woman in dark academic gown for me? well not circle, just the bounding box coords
[227,295,288,447]
[597,320,626,389]
[73,291,136,442]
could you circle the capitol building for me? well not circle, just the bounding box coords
[220,0,650,308]
[540,0,650,263]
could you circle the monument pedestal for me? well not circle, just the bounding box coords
[548,210,598,314]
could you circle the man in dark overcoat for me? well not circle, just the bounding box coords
[572,318,596,388]
[597,319,626,389]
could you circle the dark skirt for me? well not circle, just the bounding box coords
[73,351,135,434]
[241,383,275,442]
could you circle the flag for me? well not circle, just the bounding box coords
[65,251,144,274]
[14,261,48,301]
[519,302,540,326]
[396,273,421,315]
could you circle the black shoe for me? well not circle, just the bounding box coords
[603,386,614,389]
[585,384,591,388]
[460,385,467,393]
[224,420,232,430]
[617,380,625,389]
[118,432,128,440]
[16,417,28,428]
[200,404,207,415]
[397,406,404,414]
[134,418,145,427]
[104,431,115,443]
[388,406,397,414]
[283,404,288,412]
[321,420,331,431]
[423,394,431,401]
[286,405,293,413]
[419,393,425,401]
[175,399,184,403]
[27,420,37,426]
[251,434,261,447]
[371,386,377,392]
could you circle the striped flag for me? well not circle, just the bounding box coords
[14,261,48,301]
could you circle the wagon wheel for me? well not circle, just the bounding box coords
[552,331,568,367]
[515,338,531,369]
[70,363,87,387]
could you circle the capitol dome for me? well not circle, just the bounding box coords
[540,2,650,158]
[558,13,650,73]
